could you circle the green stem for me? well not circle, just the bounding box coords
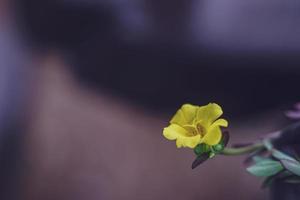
[221,143,264,156]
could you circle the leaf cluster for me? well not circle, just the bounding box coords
[247,140,300,187]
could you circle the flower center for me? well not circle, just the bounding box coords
[183,124,206,137]
[183,126,198,136]
[196,123,206,136]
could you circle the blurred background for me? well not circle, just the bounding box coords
[0,0,300,199]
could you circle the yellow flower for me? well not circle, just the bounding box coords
[163,103,228,148]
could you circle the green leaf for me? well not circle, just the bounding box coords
[278,170,294,178]
[281,159,300,176]
[261,170,292,188]
[191,153,209,169]
[247,160,284,177]
[221,131,230,147]
[272,150,297,162]
[261,176,276,188]
[253,156,272,163]
[263,139,273,150]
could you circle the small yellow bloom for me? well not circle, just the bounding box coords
[163,103,228,148]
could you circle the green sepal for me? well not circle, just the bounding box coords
[209,151,216,158]
[212,143,224,153]
[194,144,210,156]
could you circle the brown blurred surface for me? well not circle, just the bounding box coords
[0,0,8,19]
[20,55,285,200]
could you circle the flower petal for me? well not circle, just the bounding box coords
[163,124,201,148]
[212,118,228,127]
[196,103,223,126]
[176,135,201,148]
[201,125,222,145]
[163,124,190,140]
[170,104,198,126]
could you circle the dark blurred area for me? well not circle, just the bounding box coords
[14,0,300,116]
[0,0,300,199]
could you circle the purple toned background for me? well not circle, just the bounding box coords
[0,0,299,199]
